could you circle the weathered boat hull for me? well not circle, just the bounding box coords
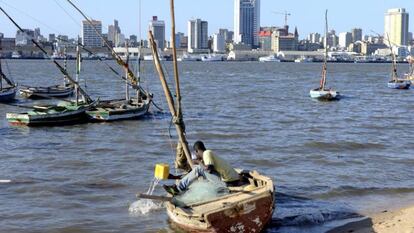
[310,89,340,101]
[0,87,17,102]
[166,170,275,233]
[387,80,411,89]
[86,98,151,122]
[19,84,74,99]
[6,101,97,126]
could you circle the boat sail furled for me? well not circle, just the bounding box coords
[144,1,275,232]
[309,10,340,101]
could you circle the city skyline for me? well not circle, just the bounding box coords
[0,0,412,40]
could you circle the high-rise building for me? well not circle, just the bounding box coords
[49,33,56,43]
[339,32,352,48]
[308,33,321,44]
[351,28,362,42]
[213,33,226,52]
[15,29,34,46]
[234,0,260,47]
[188,18,208,53]
[108,20,121,47]
[384,8,409,46]
[149,16,165,50]
[82,20,102,47]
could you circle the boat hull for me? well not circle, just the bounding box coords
[86,98,151,121]
[6,101,96,126]
[0,87,17,102]
[309,89,340,101]
[166,170,275,233]
[19,84,74,99]
[387,80,411,89]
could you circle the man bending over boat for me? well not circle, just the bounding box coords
[163,140,240,196]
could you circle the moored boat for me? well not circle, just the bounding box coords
[86,97,151,121]
[309,10,341,101]
[387,79,411,89]
[259,54,281,62]
[201,54,223,62]
[0,40,17,102]
[19,83,74,99]
[6,100,97,126]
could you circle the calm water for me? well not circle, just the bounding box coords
[1,60,414,233]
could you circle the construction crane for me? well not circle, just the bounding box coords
[272,11,291,26]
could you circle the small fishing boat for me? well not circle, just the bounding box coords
[19,83,74,99]
[165,170,274,233]
[0,7,98,127]
[0,54,17,102]
[86,97,151,121]
[386,37,411,89]
[309,10,340,101]
[143,1,276,231]
[19,48,74,99]
[6,100,97,126]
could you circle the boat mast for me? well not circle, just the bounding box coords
[136,0,142,102]
[320,9,328,90]
[386,34,398,81]
[75,37,81,104]
[125,42,130,100]
[0,6,92,103]
[66,0,148,98]
[63,46,68,86]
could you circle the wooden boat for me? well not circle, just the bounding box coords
[166,170,274,233]
[309,10,340,101]
[0,42,17,102]
[6,100,97,126]
[385,35,411,89]
[0,7,97,126]
[66,4,153,122]
[86,97,151,121]
[19,83,74,99]
[144,1,276,231]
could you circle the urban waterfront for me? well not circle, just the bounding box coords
[1,60,414,232]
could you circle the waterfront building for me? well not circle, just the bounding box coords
[187,18,209,53]
[48,34,56,43]
[384,8,409,46]
[15,29,34,46]
[258,31,272,51]
[149,16,165,50]
[213,33,226,53]
[339,32,352,49]
[108,20,121,47]
[234,0,260,47]
[308,33,321,44]
[219,28,234,43]
[82,20,102,47]
[351,28,362,42]
[271,26,298,52]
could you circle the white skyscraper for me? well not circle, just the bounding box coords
[82,20,102,47]
[188,19,208,53]
[234,0,260,47]
[338,32,352,48]
[384,8,409,46]
[149,16,165,50]
[213,33,225,53]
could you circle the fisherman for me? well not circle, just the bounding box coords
[163,140,240,196]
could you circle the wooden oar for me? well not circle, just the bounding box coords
[136,193,173,202]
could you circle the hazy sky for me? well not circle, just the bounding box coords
[0,0,412,40]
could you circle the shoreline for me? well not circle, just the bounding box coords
[327,205,414,233]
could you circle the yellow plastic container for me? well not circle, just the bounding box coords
[154,163,170,180]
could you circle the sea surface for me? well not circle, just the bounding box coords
[1,59,414,233]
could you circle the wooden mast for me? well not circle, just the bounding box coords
[320,10,328,90]
[385,34,398,81]
[149,30,194,169]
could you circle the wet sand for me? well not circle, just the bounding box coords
[328,205,414,233]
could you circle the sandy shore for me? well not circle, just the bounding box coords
[328,205,414,233]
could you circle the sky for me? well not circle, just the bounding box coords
[0,0,412,40]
